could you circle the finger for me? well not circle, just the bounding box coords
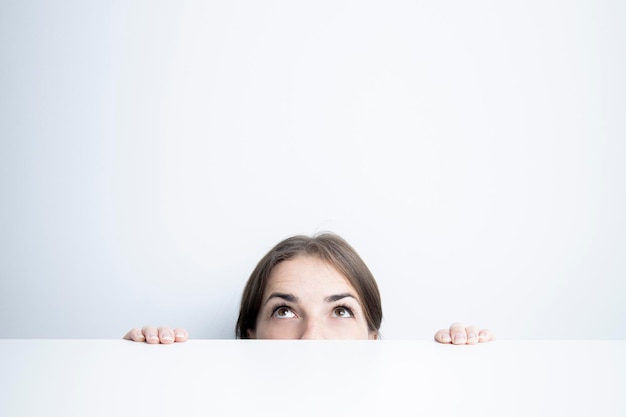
[142,325,160,344]
[173,328,189,343]
[465,325,480,345]
[123,328,146,342]
[449,322,467,345]
[434,329,452,344]
[478,329,495,343]
[158,326,175,344]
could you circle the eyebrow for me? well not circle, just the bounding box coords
[264,292,299,305]
[324,293,358,303]
[264,292,358,305]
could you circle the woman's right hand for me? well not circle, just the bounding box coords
[123,326,189,344]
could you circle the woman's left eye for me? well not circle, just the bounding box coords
[332,307,354,318]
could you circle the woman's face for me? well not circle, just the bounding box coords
[248,255,377,340]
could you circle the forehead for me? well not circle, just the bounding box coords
[265,255,356,296]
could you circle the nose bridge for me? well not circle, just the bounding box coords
[300,316,326,340]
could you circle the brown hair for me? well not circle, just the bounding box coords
[236,232,383,338]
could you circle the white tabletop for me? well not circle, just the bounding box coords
[1,339,624,416]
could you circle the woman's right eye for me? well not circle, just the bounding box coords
[272,306,296,319]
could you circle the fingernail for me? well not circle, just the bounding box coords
[468,333,477,342]
[453,335,466,344]
[441,334,451,343]
[175,332,185,339]
[135,332,145,340]
[147,334,159,342]
[161,334,173,342]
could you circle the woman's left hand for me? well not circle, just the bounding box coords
[434,322,495,344]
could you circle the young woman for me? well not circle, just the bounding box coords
[124,233,494,344]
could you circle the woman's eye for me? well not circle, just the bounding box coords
[273,306,296,319]
[332,307,354,318]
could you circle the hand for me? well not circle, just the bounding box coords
[123,326,189,344]
[434,322,494,345]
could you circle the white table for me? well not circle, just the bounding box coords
[1,340,624,416]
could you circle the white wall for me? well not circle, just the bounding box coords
[1,0,624,340]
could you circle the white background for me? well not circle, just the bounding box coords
[1,0,624,340]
